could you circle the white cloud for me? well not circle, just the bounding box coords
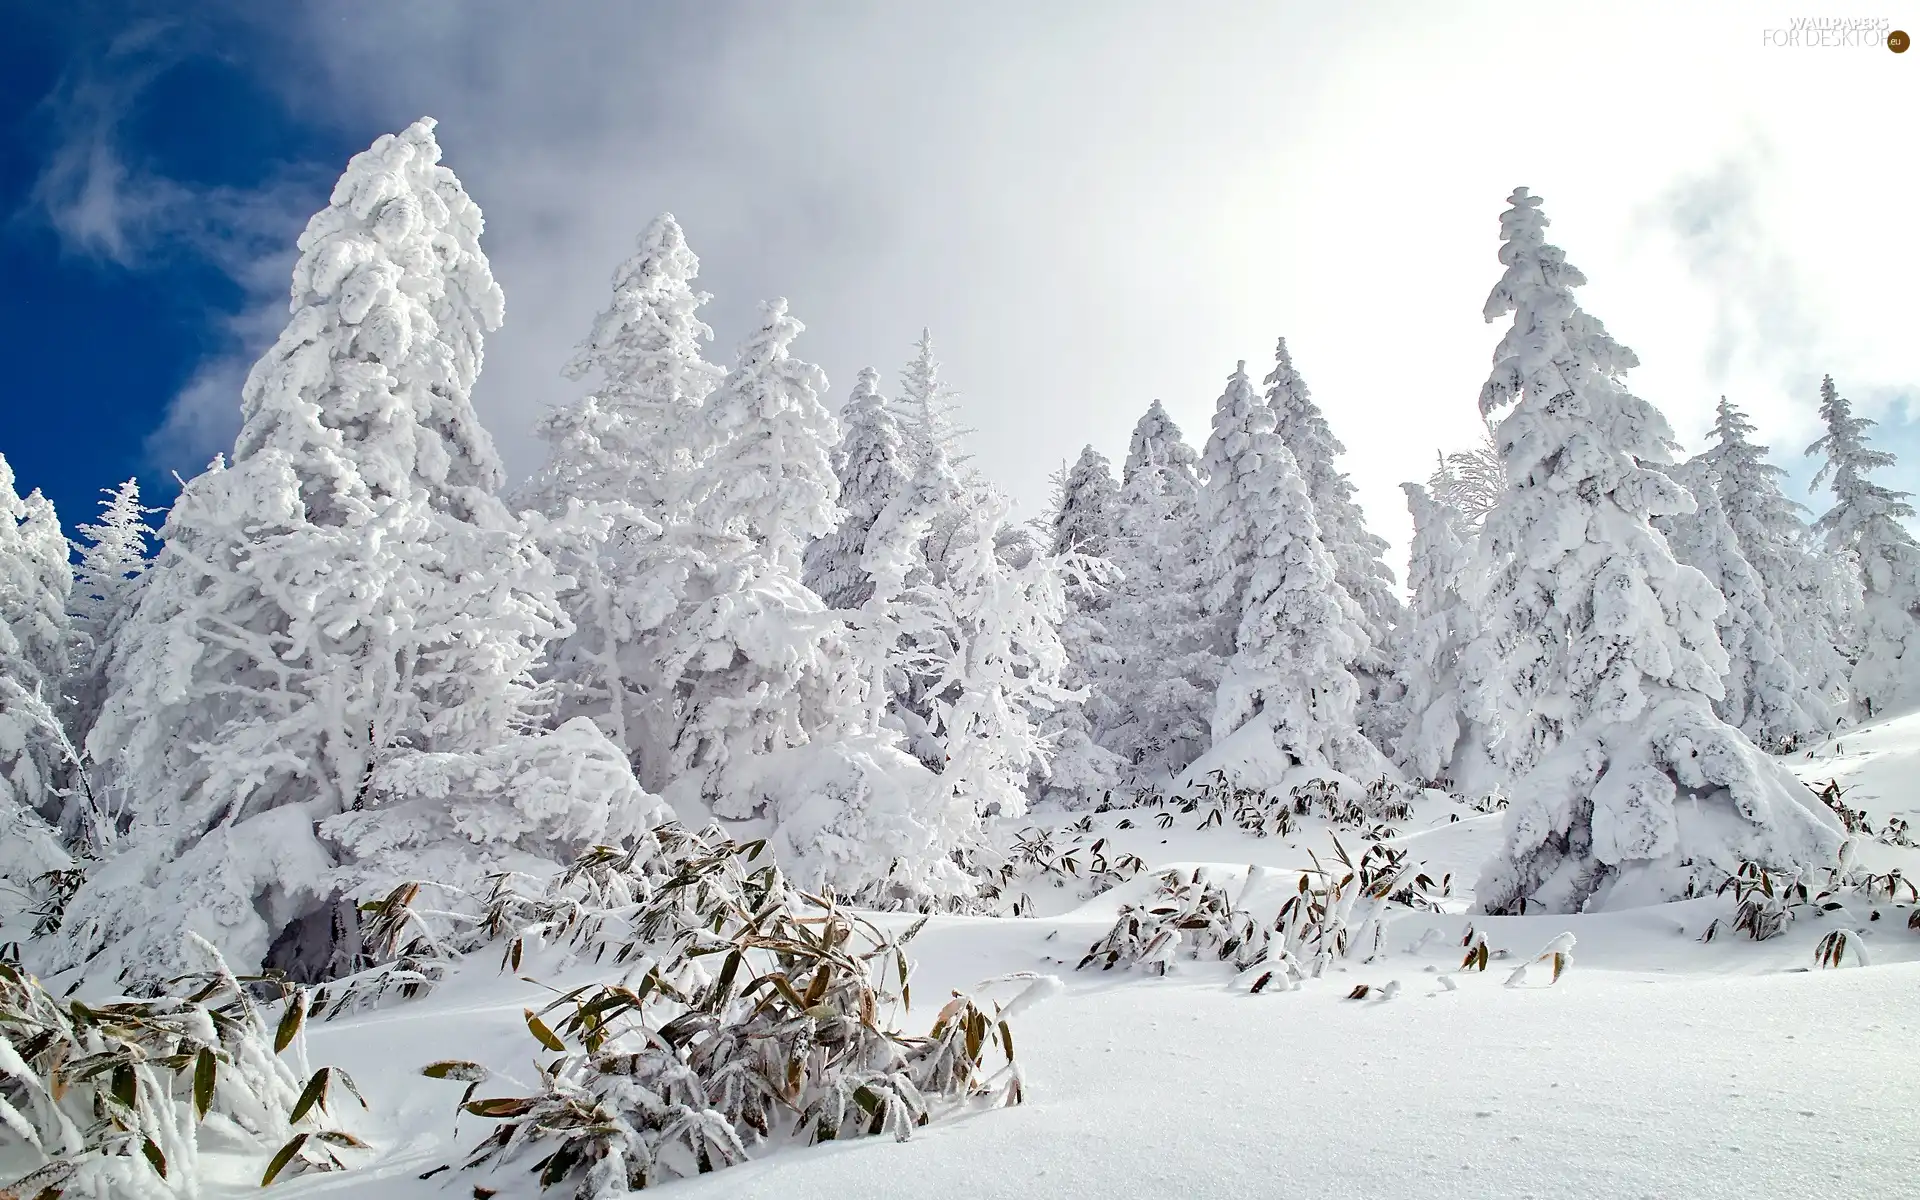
[71,0,1920,568]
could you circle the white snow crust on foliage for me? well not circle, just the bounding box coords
[518,212,724,528]
[1655,458,1827,747]
[1097,403,1217,784]
[1464,188,1838,914]
[1393,482,1490,792]
[1201,362,1389,786]
[804,367,911,611]
[49,120,660,989]
[0,453,75,905]
[1699,395,1852,710]
[1807,374,1920,720]
[1262,337,1405,747]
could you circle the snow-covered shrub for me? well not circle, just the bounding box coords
[973,826,1145,916]
[0,936,365,1198]
[1077,868,1270,977]
[451,886,1040,1196]
[1078,841,1443,991]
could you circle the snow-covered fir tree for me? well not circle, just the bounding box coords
[914,483,1074,822]
[1201,362,1389,783]
[1465,187,1838,914]
[517,213,724,526]
[1051,445,1119,559]
[805,367,911,610]
[0,453,75,910]
[1263,338,1405,651]
[1262,338,1405,751]
[1038,446,1123,805]
[1122,398,1200,487]
[1807,374,1920,720]
[63,478,154,755]
[1698,395,1851,711]
[690,298,843,574]
[892,328,973,474]
[53,120,661,990]
[1099,402,1216,782]
[1655,459,1827,748]
[1393,482,1487,790]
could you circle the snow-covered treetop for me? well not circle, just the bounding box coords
[0,454,70,687]
[234,117,508,527]
[523,212,726,521]
[1051,445,1119,559]
[806,366,909,609]
[1807,375,1915,552]
[1479,189,1643,421]
[695,298,842,572]
[1123,399,1199,486]
[894,328,972,469]
[562,212,723,408]
[1262,335,1401,645]
[1200,361,1266,618]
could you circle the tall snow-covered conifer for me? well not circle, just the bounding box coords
[1807,375,1920,719]
[892,329,972,473]
[1200,363,1387,783]
[1465,188,1837,914]
[1699,396,1850,710]
[56,120,660,989]
[1039,446,1123,805]
[1393,482,1486,789]
[1263,338,1404,650]
[1655,459,1827,747]
[63,478,154,753]
[805,368,910,610]
[1101,402,1216,780]
[0,454,75,906]
[518,213,724,526]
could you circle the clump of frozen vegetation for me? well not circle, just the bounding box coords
[0,938,365,1198]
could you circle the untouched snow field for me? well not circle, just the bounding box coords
[263,718,1920,1198]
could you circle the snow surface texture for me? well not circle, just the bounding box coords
[161,710,1920,1200]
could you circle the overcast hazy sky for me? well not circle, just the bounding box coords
[23,0,1919,569]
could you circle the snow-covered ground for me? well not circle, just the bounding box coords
[227,717,1920,1198]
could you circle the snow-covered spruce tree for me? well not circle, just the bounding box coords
[1393,482,1489,790]
[0,453,75,914]
[1201,362,1389,784]
[917,484,1074,823]
[1099,402,1217,782]
[1038,446,1123,805]
[1465,187,1838,914]
[892,328,972,474]
[1807,374,1920,720]
[53,120,661,990]
[63,478,154,757]
[517,212,724,527]
[1699,395,1850,712]
[1264,338,1404,649]
[690,298,842,575]
[1051,445,1119,560]
[1122,398,1200,487]
[804,367,910,610]
[1654,459,1827,748]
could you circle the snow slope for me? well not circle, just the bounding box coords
[200,716,1920,1197]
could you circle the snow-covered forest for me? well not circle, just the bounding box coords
[4,121,1918,1199]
